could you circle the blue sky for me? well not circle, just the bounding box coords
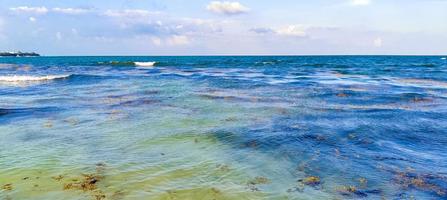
[0,0,446,55]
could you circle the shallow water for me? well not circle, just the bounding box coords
[1,56,447,199]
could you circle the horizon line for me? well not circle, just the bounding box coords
[3,54,446,57]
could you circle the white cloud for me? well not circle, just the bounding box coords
[9,6,48,14]
[276,25,307,37]
[249,27,275,34]
[29,17,36,22]
[250,25,308,37]
[373,37,383,47]
[166,35,190,46]
[52,8,91,15]
[56,32,62,40]
[151,37,162,46]
[71,28,79,36]
[0,18,3,29]
[103,9,160,18]
[206,1,249,15]
[351,0,371,6]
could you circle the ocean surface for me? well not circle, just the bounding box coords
[0,56,446,200]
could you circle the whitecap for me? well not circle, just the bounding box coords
[0,75,71,82]
[134,62,157,67]
[441,57,446,60]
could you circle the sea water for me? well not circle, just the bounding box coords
[0,56,446,199]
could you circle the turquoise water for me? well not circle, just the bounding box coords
[1,56,447,199]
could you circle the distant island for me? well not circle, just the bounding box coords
[0,51,40,57]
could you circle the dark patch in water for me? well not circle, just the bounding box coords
[0,107,61,123]
[337,186,369,198]
[373,156,413,162]
[0,109,9,116]
[142,90,160,95]
[118,98,161,107]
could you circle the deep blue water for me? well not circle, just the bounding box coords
[0,56,447,199]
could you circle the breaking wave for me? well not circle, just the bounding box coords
[134,62,157,67]
[0,75,72,82]
[96,61,158,67]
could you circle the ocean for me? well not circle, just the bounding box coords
[0,56,446,199]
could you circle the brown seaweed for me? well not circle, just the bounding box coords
[337,185,368,197]
[52,175,64,181]
[246,176,270,192]
[63,174,102,192]
[299,176,321,186]
[337,93,348,97]
[394,171,447,197]
[2,183,13,191]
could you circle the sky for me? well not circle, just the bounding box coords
[0,0,446,55]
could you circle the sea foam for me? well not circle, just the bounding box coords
[0,75,71,82]
[134,62,157,67]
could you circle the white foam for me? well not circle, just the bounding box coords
[442,57,446,60]
[134,62,157,67]
[0,75,71,82]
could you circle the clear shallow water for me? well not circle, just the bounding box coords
[0,56,447,200]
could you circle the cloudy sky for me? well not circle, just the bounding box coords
[1,0,446,55]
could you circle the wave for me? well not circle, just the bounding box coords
[96,61,134,66]
[134,62,156,67]
[0,74,71,82]
[442,57,446,60]
[96,61,158,67]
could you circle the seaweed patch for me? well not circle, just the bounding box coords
[2,183,13,191]
[61,173,106,200]
[299,176,321,186]
[246,176,270,192]
[394,171,447,197]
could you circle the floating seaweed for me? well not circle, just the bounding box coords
[411,97,433,103]
[336,185,368,197]
[336,93,348,98]
[63,174,102,192]
[250,177,270,185]
[2,183,13,191]
[288,176,321,193]
[299,176,321,186]
[394,171,447,197]
[358,177,368,188]
[43,120,53,128]
[246,176,270,192]
[93,190,106,200]
[52,175,64,181]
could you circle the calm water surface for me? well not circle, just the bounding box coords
[0,56,447,199]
